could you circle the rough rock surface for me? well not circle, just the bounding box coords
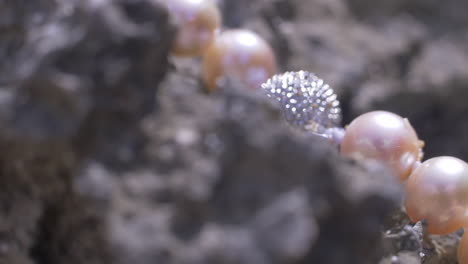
[1,0,468,263]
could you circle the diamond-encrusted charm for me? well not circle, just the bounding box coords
[261,71,342,139]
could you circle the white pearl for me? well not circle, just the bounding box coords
[202,29,277,91]
[340,111,423,181]
[406,156,468,234]
[166,0,221,57]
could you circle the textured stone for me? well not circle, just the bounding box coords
[3,0,468,263]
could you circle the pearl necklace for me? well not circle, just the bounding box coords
[261,70,468,238]
[163,0,468,262]
[262,70,468,263]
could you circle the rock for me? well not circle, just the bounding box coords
[251,188,318,262]
[2,0,468,263]
[0,0,173,263]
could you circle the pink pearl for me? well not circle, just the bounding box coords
[340,111,423,181]
[202,29,277,92]
[405,156,468,235]
[458,231,468,264]
[166,0,221,57]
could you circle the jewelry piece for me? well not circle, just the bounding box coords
[261,72,423,180]
[164,0,221,57]
[405,156,468,235]
[261,71,343,143]
[202,29,277,92]
[165,0,468,257]
[261,71,468,236]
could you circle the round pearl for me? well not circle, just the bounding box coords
[202,29,277,92]
[166,0,221,57]
[340,111,423,181]
[458,231,468,264]
[405,156,468,235]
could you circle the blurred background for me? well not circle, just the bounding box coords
[0,0,467,263]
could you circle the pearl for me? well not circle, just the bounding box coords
[166,0,221,57]
[405,156,468,235]
[202,29,277,92]
[458,231,468,264]
[340,111,423,181]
